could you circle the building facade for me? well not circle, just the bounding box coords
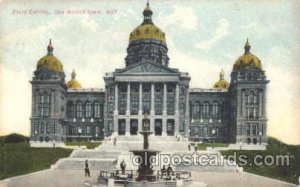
[30,3,269,144]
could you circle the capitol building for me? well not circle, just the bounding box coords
[30,2,269,145]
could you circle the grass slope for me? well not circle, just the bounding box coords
[221,137,300,184]
[0,134,72,180]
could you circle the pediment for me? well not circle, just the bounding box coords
[116,62,178,74]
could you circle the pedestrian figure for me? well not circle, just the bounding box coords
[120,159,126,174]
[161,165,166,177]
[194,144,198,153]
[188,144,191,151]
[166,164,173,176]
[113,137,117,146]
[84,160,90,178]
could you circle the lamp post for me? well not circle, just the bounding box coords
[259,132,262,145]
[143,112,150,131]
[34,130,38,143]
[78,127,82,148]
[212,129,216,149]
[239,140,242,150]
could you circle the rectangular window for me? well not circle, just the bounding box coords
[130,90,139,115]
[155,96,162,115]
[119,92,127,115]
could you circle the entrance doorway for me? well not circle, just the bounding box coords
[118,119,126,135]
[130,119,138,135]
[167,119,175,136]
[154,119,162,136]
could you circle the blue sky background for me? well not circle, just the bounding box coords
[0,0,299,144]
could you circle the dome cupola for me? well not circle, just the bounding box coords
[125,1,169,67]
[36,39,64,73]
[233,39,262,71]
[66,70,82,89]
[213,69,229,89]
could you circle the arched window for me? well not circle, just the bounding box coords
[76,101,83,118]
[202,102,210,118]
[193,102,200,119]
[85,101,92,118]
[94,102,100,118]
[212,101,219,118]
[67,101,74,118]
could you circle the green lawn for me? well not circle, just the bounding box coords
[0,142,72,180]
[191,143,229,150]
[221,137,300,184]
[64,141,102,149]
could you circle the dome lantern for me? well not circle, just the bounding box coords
[47,39,54,55]
[244,38,251,54]
[143,0,153,24]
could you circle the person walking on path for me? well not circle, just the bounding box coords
[84,160,90,178]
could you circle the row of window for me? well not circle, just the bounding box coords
[66,126,100,135]
[67,101,103,119]
[32,122,59,134]
[189,126,227,136]
[191,102,222,119]
[238,123,264,136]
[39,93,51,104]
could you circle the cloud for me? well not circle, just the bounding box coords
[157,5,198,31]
[195,18,230,50]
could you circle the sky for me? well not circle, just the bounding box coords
[0,0,299,145]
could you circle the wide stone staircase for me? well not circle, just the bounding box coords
[54,135,238,172]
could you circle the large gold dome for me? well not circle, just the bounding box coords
[36,40,64,72]
[233,39,262,71]
[129,2,166,44]
[66,70,82,89]
[129,24,166,44]
[213,69,229,89]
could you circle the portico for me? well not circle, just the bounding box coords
[112,80,180,136]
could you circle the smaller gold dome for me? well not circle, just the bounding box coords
[213,69,229,89]
[36,40,64,72]
[66,70,82,89]
[233,39,262,71]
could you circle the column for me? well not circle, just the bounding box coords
[114,84,118,134]
[150,83,155,115]
[138,83,143,115]
[138,83,143,132]
[259,91,263,117]
[175,84,179,113]
[126,83,130,115]
[162,83,167,136]
[162,118,167,136]
[184,88,190,137]
[163,83,167,115]
[175,83,180,134]
[114,84,118,114]
[150,83,155,133]
[126,83,130,135]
